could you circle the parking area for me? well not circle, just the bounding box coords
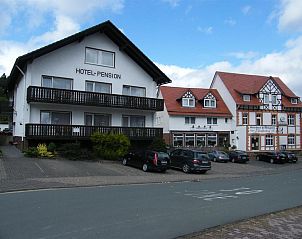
[0,145,301,192]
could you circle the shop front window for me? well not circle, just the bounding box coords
[173,134,183,147]
[185,134,195,147]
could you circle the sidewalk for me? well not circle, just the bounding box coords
[179,206,302,239]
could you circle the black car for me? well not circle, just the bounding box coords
[256,152,287,164]
[122,150,170,172]
[280,151,298,163]
[228,150,249,163]
[207,150,229,163]
[169,149,211,174]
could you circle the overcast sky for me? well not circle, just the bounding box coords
[0,0,302,96]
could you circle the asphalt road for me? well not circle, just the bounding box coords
[1,169,302,239]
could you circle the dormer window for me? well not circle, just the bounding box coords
[182,91,195,107]
[243,95,251,102]
[203,92,216,108]
[291,98,298,104]
[182,98,195,107]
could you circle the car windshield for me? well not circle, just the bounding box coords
[157,152,169,159]
[218,151,228,156]
[195,152,208,159]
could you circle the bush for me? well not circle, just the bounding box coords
[47,142,56,153]
[37,143,54,158]
[24,147,39,157]
[149,137,167,152]
[58,143,93,161]
[91,132,130,160]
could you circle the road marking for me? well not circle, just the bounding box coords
[178,187,264,201]
[34,162,44,174]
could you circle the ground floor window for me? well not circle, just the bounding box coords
[122,115,145,127]
[185,134,195,147]
[172,132,221,147]
[40,111,71,125]
[173,134,184,147]
[288,134,295,145]
[265,135,273,146]
[218,133,230,147]
[207,133,217,147]
[196,134,206,147]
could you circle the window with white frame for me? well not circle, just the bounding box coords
[185,117,195,124]
[185,134,195,147]
[85,113,111,126]
[288,134,295,145]
[85,81,111,94]
[40,111,71,125]
[256,114,262,126]
[204,99,216,108]
[263,94,269,104]
[207,117,217,125]
[291,98,298,104]
[196,134,206,147]
[182,98,195,107]
[265,135,273,146]
[42,75,73,90]
[242,113,248,125]
[288,114,295,125]
[272,95,277,105]
[122,85,146,97]
[85,47,115,67]
[122,115,145,127]
[271,114,276,125]
[243,95,251,101]
[173,134,183,147]
[207,133,217,147]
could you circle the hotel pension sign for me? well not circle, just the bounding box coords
[75,68,121,79]
[248,126,277,134]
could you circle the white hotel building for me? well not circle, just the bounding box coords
[8,21,171,148]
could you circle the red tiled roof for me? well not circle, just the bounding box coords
[160,86,232,117]
[215,71,301,107]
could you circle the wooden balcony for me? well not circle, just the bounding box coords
[25,124,163,140]
[27,86,164,111]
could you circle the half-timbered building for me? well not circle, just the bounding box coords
[211,71,302,152]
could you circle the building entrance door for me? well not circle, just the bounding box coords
[251,136,259,151]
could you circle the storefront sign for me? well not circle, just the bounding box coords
[75,68,121,79]
[249,126,277,134]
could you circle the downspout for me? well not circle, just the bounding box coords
[15,65,28,141]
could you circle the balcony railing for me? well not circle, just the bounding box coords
[25,124,163,140]
[27,86,164,111]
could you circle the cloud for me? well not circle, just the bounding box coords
[278,0,302,32]
[157,35,302,97]
[242,5,251,15]
[224,18,236,27]
[228,51,259,60]
[162,0,181,8]
[0,0,125,75]
[197,26,213,35]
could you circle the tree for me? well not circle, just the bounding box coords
[0,73,8,101]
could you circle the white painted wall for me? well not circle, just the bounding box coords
[13,32,160,138]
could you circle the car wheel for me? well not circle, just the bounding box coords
[161,169,166,173]
[200,170,207,174]
[270,158,274,164]
[182,164,190,173]
[142,164,148,172]
[122,158,127,166]
[232,158,235,163]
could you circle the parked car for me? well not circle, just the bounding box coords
[228,150,249,163]
[208,150,229,163]
[255,152,287,164]
[280,151,298,163]
[169,149,211,174]
[122,150,170,172]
